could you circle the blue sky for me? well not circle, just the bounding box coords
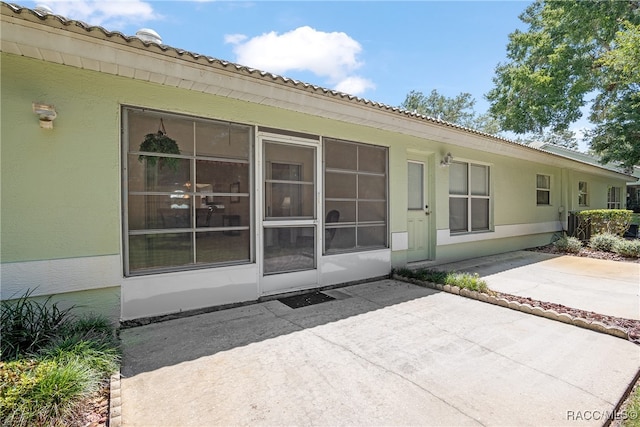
[22,0,530,115]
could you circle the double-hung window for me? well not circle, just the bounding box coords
[123,107,253,275]
[578,181,589,206]
[607,186,621,209]
[449,161,490,233]
[536,174,551,205]
[323,138,388,253]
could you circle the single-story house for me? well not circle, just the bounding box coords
[1,3,634,323]
[530,141,640,212]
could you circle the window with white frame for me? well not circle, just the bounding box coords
[323,138,388,253]
[536,174,551,205]
[123,107,253,275]
[607,186,621,209]
[578,181,589,206]
[449,161,491,233]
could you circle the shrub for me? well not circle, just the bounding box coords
[393,268,448,284]
[1,291,75,361]
[444,272,489,293]
[0,358,99,426]
[589,233,622,252]
[393,268,489,293]
[0,290,120,427]
[613,239,640,258]
[576,209,632,237]
[554,236,583,253]
[41,338,120,377]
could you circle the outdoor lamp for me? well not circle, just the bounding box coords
[440,152,453,167]
[32,103,57,129]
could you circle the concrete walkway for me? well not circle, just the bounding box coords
[429,251,640,320]
[120,279,640,426]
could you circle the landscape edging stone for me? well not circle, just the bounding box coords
[109,372,122,427]
[391,274,629,341]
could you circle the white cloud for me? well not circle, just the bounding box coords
[225,26,374,95]
[37,0,160,28]
[224,33,248,45]
[334,76,376,96]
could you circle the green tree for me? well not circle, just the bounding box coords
[401,89,501,135]
[515,128,579,150]
[486,0,640,167]
[589,22,640,167]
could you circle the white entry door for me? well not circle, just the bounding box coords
[259,136,319,295]
[407,160,431,262]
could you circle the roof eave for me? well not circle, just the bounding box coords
[0,2,632,180]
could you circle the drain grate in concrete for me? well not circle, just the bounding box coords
[278,291,336,309]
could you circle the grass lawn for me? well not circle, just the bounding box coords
[623,381,640,427]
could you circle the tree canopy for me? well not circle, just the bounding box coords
[515,129,579,151]
[486,0,640,167]
[401,89,501,135]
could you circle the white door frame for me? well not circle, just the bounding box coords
[406,156,433,262]
[256,132,322,296]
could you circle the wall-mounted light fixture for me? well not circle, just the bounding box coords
[33,103,57,129]
[440,152,453,167]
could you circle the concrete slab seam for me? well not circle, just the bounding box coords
[296,316,488,426]
[394,277,619,401]
[392,274,630,342]
[109,372,122,427]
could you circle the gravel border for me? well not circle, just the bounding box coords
[392,274,633,342]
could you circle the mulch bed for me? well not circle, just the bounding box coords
[74,382,110,427]
[527,244,640,263]
[492,290,640,345]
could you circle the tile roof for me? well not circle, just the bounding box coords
[2,2,508,139]
[0,2,633,178]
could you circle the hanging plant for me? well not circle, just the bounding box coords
[138,118,181,171]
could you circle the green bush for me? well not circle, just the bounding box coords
[41,339,120,377]
[613,239,640,258]
[1,291,75,361]
[554,236,583,253]
[444,272,489,293]
[393,268,489,293]
[589,233,622,252]
[0,290,120,426]
[577,209,632,237]
[0,358,99,426]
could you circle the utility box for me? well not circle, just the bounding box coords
[568,211,591,242]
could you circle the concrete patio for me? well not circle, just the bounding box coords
[119,277,640,426]
[428,250,640,320]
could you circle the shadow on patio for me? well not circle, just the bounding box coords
[119,279,439,377]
